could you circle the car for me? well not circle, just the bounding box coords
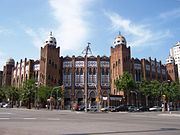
[114,105,129,112]
[2,103,10,108]
[149,106,162,111]
[77,105,85,111]
[138,106,149,112]
[128,105,139,112]
[101,106,116,112]
[87,106,98,112]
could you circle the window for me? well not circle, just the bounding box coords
[93,68,96,75]
[48,75,50,80]
[76,68,79,75]
[55,64,57,69]
[89,68,92,75]
[118,59,120,64]
[80,68,83,75]
[52,62,54,67]
[49,59,51,64]
[102,68,105,75]
[50,41,53,43]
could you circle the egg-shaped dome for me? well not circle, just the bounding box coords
[113,34,126,46]
[166,55,174,64]
[176,41,180,46]
[44,32,57,46]
[6,58,15,65]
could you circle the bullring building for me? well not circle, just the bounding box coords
[2,32,177,108]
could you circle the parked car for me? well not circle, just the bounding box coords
[2,103,10,108]
[87,106,98,112]
[101,106,116,112]
[138,106,149,112]
[149,106,162,111]
[128,105,139,112]
[114,105,129,112]
[77,105,85,111]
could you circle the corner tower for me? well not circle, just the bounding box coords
[110,33,131,95]
[2,58,15,86]
[40,32,60,86]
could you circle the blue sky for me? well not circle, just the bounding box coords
[0,0,180,70]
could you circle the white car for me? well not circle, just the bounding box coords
[149,106,162,111]
[3,103,9,108]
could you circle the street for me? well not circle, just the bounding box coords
[0,108,180,135]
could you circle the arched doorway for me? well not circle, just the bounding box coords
[89,91,96,106]
[76,91,83,105]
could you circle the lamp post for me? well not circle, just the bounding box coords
[82,43,92,112]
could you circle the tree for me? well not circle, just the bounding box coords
[115,72,135,105]
[150,80,161,105]
[38,86,51,108]
[21,79,36,109]
[139,80,152,107]
[0,86,20,107]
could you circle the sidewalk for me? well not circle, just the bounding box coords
[158,111,180,117]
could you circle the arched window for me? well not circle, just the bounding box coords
[89,68,92,75]
[80,68,83,75]
[93,68,96,75]
[102,68,105,75]
[106,68,109,75]
[76,68,79,75]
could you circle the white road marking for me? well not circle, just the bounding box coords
[0,118,10,120]
[23,118,37,120]
[0,113,12,115]
[47,118,60,121]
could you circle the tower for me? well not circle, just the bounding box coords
[39,32,60,86]
[2,58,15,86]
[167,41,180,81]
[110,33,131,95]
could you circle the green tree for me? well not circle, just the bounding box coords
[0,86,20,107]
[139,80,152,107]
[21,79,36,109]
[115,72,135,105]
[150,80,161,105]
[38,86,51,108]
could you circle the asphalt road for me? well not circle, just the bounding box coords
[0,108,180,135]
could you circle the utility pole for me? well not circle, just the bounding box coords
[82,42,92,112]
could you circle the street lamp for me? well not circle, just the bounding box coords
[82,43,92,112]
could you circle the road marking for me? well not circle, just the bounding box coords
[0,113,12,115]
[23,118,37,120]
[47,118,60,121]
[0,118,10,120]
[159,114,180,117]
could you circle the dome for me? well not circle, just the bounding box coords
[166,55,174,64]
[44,32,57,47]
[176,41,180,46]
[6,58,15,65]
[113,34,126,46]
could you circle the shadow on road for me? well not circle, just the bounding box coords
[63,128,180,135]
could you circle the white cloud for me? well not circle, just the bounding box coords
[24,27,48,50]
[160,8,180,19]
[24,0,93,56]
[105,12,171,47]
[48,0,93,55]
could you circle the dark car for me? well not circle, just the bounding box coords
[138,106,149,112]
[114,105,129,112]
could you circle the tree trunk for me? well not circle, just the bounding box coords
[126,90,130,105]
[146,95,149,107]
